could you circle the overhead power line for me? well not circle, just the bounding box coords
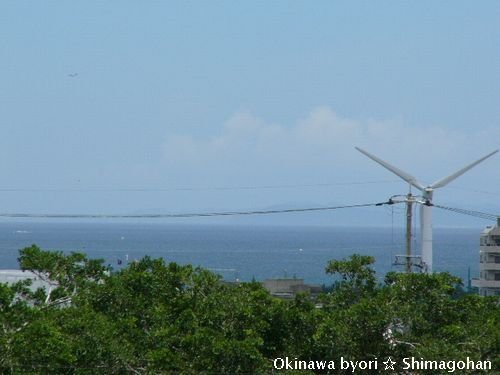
[0,201,392,219]
[433,204,499,221]
[1,199,497,223]
[0,179,399,193]
[444,185,500,197]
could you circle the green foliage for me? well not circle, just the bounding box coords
[18,244,108,307]
[326,254,376,286]
[0,247,497,374]
[325,254,377,302]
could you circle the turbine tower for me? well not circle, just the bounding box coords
[356,147,498,273]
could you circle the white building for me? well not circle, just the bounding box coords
[0,269,49,290]
[472,219,500,296]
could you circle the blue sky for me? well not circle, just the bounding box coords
[1,1,500,227]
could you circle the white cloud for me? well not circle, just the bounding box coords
[162,106,500,189]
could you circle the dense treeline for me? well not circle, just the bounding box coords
[0,245,498,374]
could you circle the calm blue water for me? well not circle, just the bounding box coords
[0,222,480,285]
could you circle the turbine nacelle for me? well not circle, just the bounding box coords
[423,187,433,194]
[355,147,498,273]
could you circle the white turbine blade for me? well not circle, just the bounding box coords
[430,149,499,189]
[355,147,426,191]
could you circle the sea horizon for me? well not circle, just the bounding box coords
[0,221,483,286]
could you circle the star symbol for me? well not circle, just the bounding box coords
[383,357,396,371]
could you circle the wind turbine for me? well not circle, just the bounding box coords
[355,147,498,273]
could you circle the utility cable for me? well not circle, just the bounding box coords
[433,204,498,221]
[0,179,399,193]
[0,201,394,219]
[444,185,500,197]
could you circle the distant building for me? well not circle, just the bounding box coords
[472,219,500,296]
[262,278,322,299]
[0,269,50,290]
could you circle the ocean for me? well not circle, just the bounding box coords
[0,221,481,286]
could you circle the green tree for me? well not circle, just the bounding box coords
[0,246,497,374]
